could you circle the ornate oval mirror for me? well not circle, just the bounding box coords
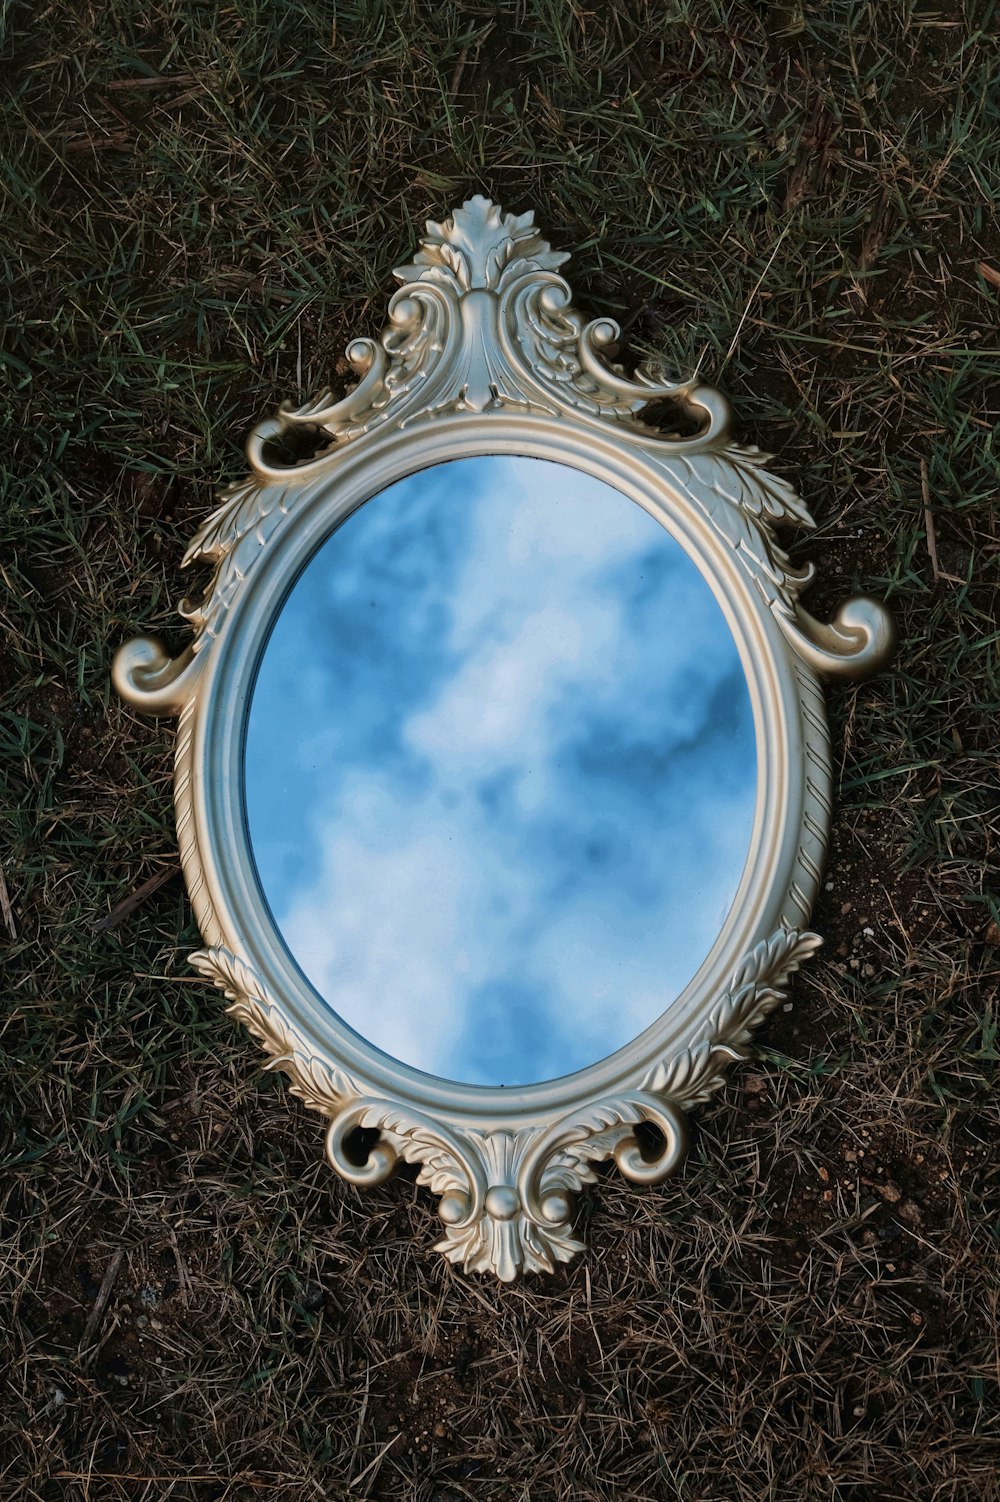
[114,198,894,1280]
[245,456,757,1089]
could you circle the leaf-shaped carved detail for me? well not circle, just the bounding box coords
[503,284,659,425]
[639,1041,721,1105]
[665,444,894,687]
[358,1102,481,1205]
[434,1196,585,1282]
[564,1095,647,1141]
[393,195,569,293]
[182,479,277,569]
[637,927,822,1110]
[682,443,815,529]
[712,927,823,1040]
[187,928,820,1280]
[520,1218,586,1272]
[514,926,821,1228]
[189,947,359,1117]
[178,477,296,652]
[189,946,269,1008]
[539,1128,625,1194]
[668,445,815,626]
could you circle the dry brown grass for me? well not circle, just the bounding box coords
[3,1,999,1498]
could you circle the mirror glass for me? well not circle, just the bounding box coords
[244,457,756,1087]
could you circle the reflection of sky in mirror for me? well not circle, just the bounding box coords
[245,457,756,1087]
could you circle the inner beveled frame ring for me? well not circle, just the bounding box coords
[210,420,790,1120]
[114,197,893,1280]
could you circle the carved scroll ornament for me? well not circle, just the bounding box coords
[115,199,894,1280]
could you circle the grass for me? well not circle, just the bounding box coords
[3,0,1000,1498]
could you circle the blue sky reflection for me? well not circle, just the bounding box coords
[245,457,757,1086]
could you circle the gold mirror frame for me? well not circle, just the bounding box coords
[114,198,895,1282]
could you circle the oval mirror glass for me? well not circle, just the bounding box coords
[244,456,756,1087]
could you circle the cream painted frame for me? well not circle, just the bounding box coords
[114,198,894,1281]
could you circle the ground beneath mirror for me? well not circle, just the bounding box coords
[3,4,999,1499]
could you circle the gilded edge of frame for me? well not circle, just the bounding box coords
[114,198,895,1282]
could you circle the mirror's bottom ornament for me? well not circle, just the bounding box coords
[191,928,819,1280]
[114,197,894,1281]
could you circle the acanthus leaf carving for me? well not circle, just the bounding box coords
[188,928,820,1281]
[638,1041,720,1107]
[189,946,361,1117]
[660,442,894,678]
[111,195,897,1280]
[233,196,736,477]
[114,195,893,707]
[637,926,823,1109]
[179,475,298,652]
[392,195,570,292]
[665,443,815,627]
[681,441,816,530]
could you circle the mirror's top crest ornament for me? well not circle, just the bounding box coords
[114,197,894,1281]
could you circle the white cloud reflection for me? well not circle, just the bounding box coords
[245,457,757,1086]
